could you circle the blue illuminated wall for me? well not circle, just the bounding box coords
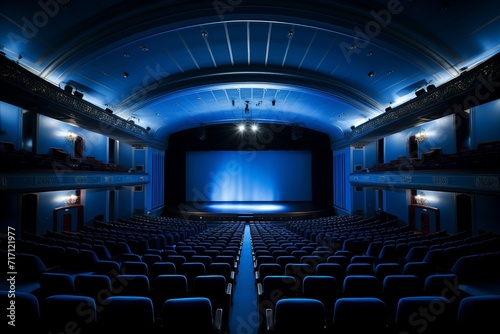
[185,151,312,202]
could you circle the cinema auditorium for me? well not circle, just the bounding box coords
[1,1,499,333]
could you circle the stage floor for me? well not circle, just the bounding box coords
[164,201,335,221]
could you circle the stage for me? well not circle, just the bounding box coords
[163,201,335,221]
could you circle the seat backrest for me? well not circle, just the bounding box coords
[113,274,150,297]
[374,262,402,282]
[162,297,216,333]
[333,297,387,333]
[273,298,326,333]
[38,272,75,300]
[423,273,459,298]
[284,263,314,290]
[41,295,97,333]
[74,274,113,301]
[404,245,429,263]
[276,255,297,269]
[93,260,121,278]
[121,261,148,275]
[0,290,40,331]
[457,295,500,333]
[98,296,155,332]
[383,274,423,317]
[16,253,47,281]
[193,275,230,315]
[179,262,206,290]
[396,296,456,334]
[342,275,381,298]
[302,275,338,320]
[257,263,283,283]
[346,263,374,276]
[149,261,176,281]
[402,261,433,281]
[141,253,162,267]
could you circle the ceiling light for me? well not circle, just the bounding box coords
[201,30,208,38]
[123,72,129,78]
[272,100,276,106]
[368,71,375,77]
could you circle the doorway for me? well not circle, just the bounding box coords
[456,194,472,237]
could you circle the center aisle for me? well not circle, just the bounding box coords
[229,223,259,334]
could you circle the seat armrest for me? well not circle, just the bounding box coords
[213,308,223,334]
[265,308,275,333]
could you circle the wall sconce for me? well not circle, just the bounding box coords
[415,194,427,205]
[65,194,78,205]
[65,132,77,142]
[415,130,426,142]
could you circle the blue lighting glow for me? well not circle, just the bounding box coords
[207,203,287,213]
[185,150,311,201]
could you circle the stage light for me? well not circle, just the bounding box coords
[251,123,258,132]
[238,123,246,132]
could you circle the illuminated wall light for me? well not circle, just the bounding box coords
[415,194,427,205]
[66,132,77,142]
[65,194,78,204]
[415,130,426,142]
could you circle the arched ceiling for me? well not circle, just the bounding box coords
[1,0,499,147]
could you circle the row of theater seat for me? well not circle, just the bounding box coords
[1,291,224,333]
[3,219,244,333]
[250,221,500,334]
[265,294,500,334]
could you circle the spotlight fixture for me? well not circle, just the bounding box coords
[64,84,73,93]
[197,125,206,140]
[251,123,258,132]
[237,123,246,132]
[291,125,303,140]
[350,125,356,131]
[368,71,375,77]
[244,101,249,114]
[146,126,151,132]
[415,88,426,97]
[232,99,235,107]
[73,91,84,99]
[272,100,276,106]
